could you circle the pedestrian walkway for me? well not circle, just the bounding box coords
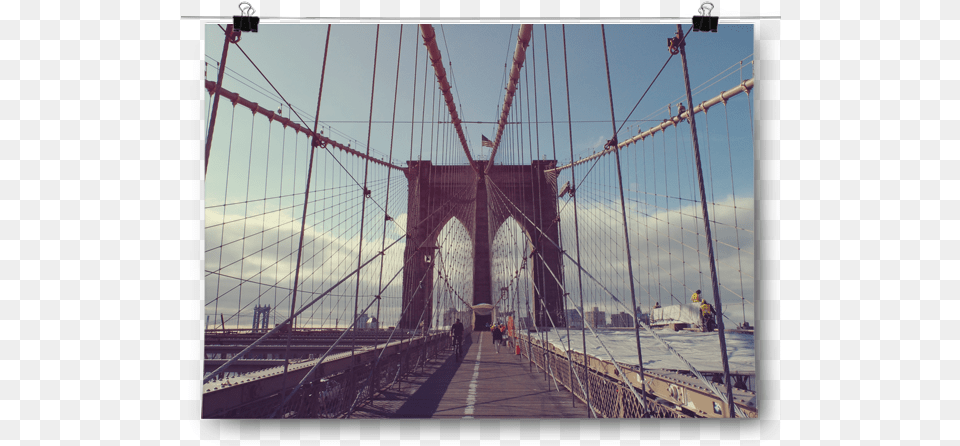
[352,331,586,418]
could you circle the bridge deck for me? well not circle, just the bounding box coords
[352,331,586,418]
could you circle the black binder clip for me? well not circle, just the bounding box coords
[233,2,259,33]
[692,1,718,32]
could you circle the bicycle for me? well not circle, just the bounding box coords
[453,335,463,362]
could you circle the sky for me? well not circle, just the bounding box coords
[202,23,755,333]
[204,23,753,184]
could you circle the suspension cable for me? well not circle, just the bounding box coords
[484,177,748,418]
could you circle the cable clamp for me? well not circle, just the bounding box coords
[604,136,619,150]
[667,34,681,55]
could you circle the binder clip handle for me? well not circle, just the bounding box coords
[693,1,719,32]
[698,1,714,16]
[234,2,260,33]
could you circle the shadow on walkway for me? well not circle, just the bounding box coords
[388,334,473,417]
[351,332,585,418]
[350,335,472,418]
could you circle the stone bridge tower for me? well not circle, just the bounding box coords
[400,160,564,330]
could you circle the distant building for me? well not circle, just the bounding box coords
[584,306,605,328]
[564,308,583,328]
[610,312,634,328]
[634,307,651,325]
[356,313,378,330]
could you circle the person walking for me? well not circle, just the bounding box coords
[451,319,464,360]
[492,322,503,353]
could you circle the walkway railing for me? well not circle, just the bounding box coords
[517,332,757,418]
[202,332,451,418]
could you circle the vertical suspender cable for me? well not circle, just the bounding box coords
[257,113,274,330]
[542,25,575,406]
[674,24,735,417]
[641,137,652,319]
[599,24,646,416]
[652,132,663,308]
[560,25,592,418]
[236,110,258,329]
[375,24,406,350]
[523,52,542,331]
[213,103,237,332]
[273,123,286,328]
[278,25,332,412]
[353,25,382,355]
[735,85,751,326]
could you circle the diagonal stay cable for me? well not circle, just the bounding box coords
[272,221,444,417]
[485,177,748,417]
[493,177,746,416]
[216,25,407,238]
[291,264,433,418]
[217,24,316,139]
[205,177,477,359]
[614,25,693,135]
[486,180,645,415]
[203,235,405,383]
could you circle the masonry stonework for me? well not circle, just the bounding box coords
[400,160,565,330]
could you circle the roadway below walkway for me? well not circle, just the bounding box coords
[351,331,587,418]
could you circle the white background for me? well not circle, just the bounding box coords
[10,0,954,443]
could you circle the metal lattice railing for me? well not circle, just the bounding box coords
[518,333,667,418]
[516,332,754,418]
[203,332,450,418]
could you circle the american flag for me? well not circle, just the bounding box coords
[481,135,494,148]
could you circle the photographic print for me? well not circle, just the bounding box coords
[201,23,755,419]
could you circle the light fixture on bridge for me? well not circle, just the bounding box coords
[422,246,438,264]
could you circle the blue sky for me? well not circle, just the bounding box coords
[204,23,753,197]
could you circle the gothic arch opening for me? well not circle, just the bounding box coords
[432,217,473,330]
[491,216,534,328]
[400,160,564,330]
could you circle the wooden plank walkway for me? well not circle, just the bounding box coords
[351,331,587,418]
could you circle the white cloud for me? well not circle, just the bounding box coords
[203,182,755,332]
[204,204,408,329]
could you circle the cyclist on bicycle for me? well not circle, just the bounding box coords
[451,319,464,358]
